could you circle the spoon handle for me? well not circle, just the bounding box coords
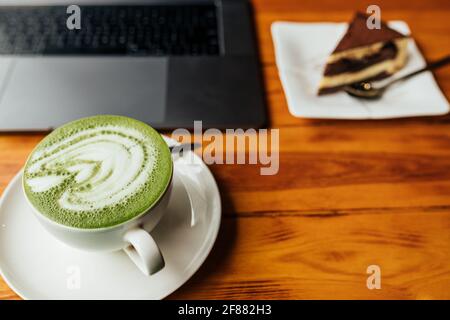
[392,54,450,84]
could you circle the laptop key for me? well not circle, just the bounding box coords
[0,5,220,56]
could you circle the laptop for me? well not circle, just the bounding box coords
[0,0,266,131]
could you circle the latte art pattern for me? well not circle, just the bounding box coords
[27,126,155,211]
[23,116,172,229]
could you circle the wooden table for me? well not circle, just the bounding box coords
[1,0,450,300]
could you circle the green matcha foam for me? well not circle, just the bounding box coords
[23,115,172,229]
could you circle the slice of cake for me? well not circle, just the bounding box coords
[318,12,409,95]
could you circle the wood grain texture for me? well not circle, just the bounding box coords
[169,211,450,299]
[1,0,450,299]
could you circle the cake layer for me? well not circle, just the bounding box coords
[324,41,398,76]
[318,37,408,94]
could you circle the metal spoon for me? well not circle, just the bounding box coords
[344,54,450,100]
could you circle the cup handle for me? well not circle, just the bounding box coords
[123,228,165,276]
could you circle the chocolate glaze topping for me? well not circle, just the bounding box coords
[333,12,407,53]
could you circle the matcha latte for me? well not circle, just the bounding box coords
[23,115,172,229]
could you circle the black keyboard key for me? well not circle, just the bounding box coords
[0,5,221,56]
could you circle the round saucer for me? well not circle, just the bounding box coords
[0,140,221,299]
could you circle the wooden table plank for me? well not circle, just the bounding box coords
[1,0,450,299]
[169,210,450,299]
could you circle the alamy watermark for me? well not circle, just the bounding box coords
[366,5,381,30]
[172,121,279,176]
[66,265,81,290]
[66,5,81,30]
[366,265,381,290]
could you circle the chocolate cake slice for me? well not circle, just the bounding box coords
[318,12,409,95]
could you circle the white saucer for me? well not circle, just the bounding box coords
[0,139,221,299]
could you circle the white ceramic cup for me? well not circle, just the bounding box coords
[22,168,173,276]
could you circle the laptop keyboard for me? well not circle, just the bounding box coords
[0,5,220,56]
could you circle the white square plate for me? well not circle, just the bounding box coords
[271,21,450,119]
